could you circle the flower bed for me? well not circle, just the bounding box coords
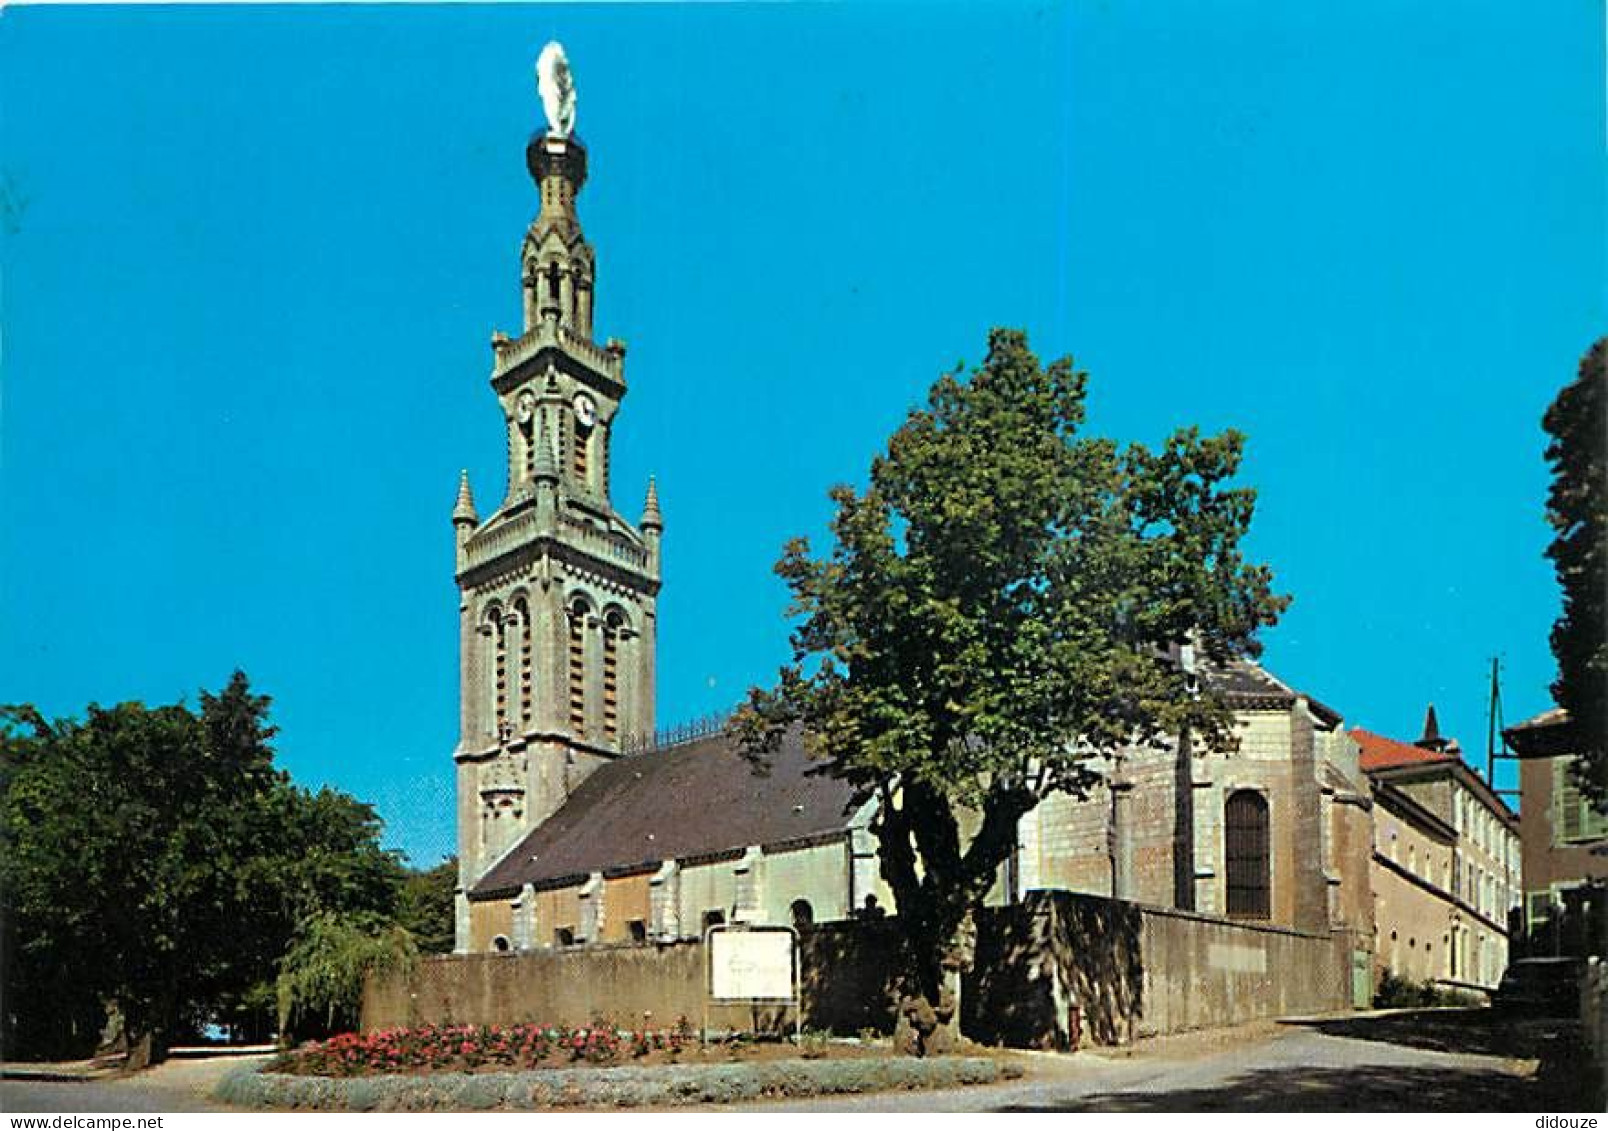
[273,1022,703,1076]
[221,1022,1020,1110]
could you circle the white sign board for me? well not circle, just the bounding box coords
[708,928,796,1001]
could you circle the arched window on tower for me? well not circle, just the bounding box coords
[482,604,504,744]
[573,417,590,486]
[567,597,590,738]
[494,608,509,742]
[522,258,538,328]
[603,608,627,742]
[558,412,571,486]
[514,596,533,733]
[1225,790,1270,919]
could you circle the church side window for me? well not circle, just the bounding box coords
[1225,790,1270,919]
[568,598,589,737]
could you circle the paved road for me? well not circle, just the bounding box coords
[0,1010,1587,1113]
[725,1011,1586,1112]
[1,1055,266,1114]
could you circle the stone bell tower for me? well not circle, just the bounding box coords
[451,45,661,947]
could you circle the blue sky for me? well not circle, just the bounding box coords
[2,2,1601,865]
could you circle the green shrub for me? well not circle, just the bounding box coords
[1373,971,1485,1009]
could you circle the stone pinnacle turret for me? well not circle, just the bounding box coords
[452,469,478,526]
[641,476,663,531]
[533,420,559,484]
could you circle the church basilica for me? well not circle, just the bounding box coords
[448,51,1375,963]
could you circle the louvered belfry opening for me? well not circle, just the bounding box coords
[494,611,508,737]
[567,601,588,737]
[1225,789,1271,918]
[602,616,620,742]
[515,598,533,731]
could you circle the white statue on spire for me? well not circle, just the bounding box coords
[536,42,577,139]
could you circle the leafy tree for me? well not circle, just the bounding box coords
[214,782,409,1042]
[1,698,216,1064]
[1542,338,1607,810]
[275,911,417,1040]
[1,706,131,1059]
[398,857,459,956]
[0,673,409,1062]
[736,329,1287,1053]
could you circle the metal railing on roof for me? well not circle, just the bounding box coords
[618,708,732,757]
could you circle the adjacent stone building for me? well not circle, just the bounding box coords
[1355,710,1520,989]
[1016,663,1374,943]
[1504,708,1607,955]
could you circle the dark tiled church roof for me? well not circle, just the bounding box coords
[1204,660,1343,727]
[471,727,861,899]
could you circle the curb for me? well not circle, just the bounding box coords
[216,1055,1020,1110]
[1,1055,126,1082]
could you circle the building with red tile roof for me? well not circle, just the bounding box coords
[1354,707,1519,989]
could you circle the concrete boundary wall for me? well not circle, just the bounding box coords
[1136,902,1351,1038]
[363,919,902,1035]
[367,893,1352,1047]
[964,892,1353,1047]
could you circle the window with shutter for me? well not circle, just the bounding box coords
[1554,757,1608,844]
[1225,790,1271,919]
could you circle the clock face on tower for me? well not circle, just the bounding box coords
[573,392,597,428]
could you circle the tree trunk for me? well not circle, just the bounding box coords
[875,781,1031,1057]
[892,904,975,1057]
[121,994,175,1070]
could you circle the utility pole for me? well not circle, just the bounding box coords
[1486,656,1520,802]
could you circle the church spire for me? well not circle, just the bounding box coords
[453,48,660,941]
[521,104,593,337]
[1416,704,1449,752]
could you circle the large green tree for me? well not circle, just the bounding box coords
[1543,338,1607,810]
[397,856,459,956]
[736,329,1288,1052]
[0,673,408,1062]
